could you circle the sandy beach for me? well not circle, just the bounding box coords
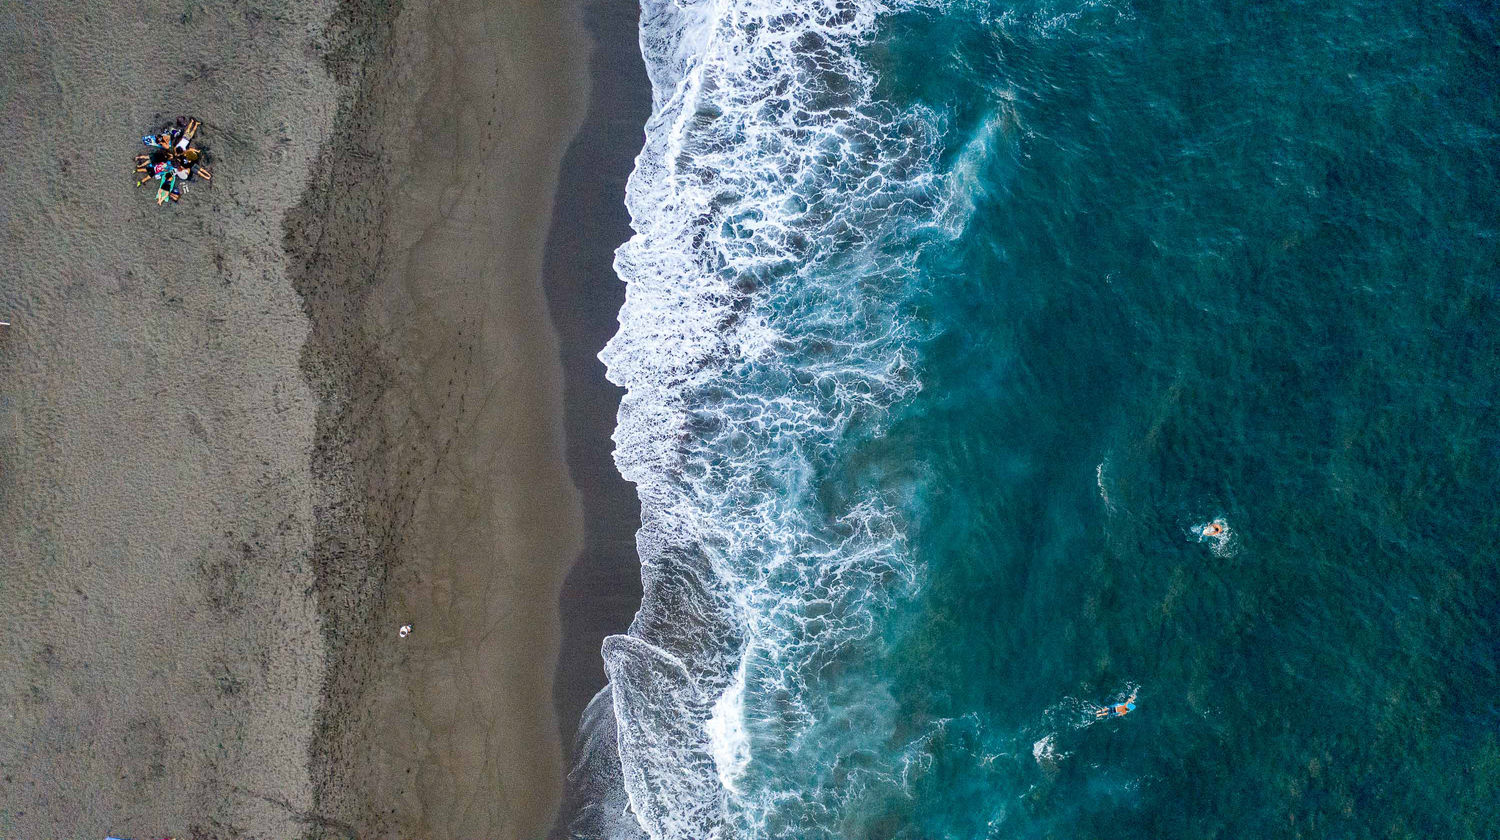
[0,0,625,835]
[288,0,592,835]
[0,0,338,835]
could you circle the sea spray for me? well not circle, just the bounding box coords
[594,0,948,837]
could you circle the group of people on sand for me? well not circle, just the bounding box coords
[133,116,212,204]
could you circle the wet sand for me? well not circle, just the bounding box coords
[542,2,652,835]
[545,0,651,771]
[1,0,601,836]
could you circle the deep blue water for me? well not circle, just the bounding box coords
[588,1,1500,838]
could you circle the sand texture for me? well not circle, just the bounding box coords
[1,0,594,835]
[284,0,590,837]
[0,0,338,837]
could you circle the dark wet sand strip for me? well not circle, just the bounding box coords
[544,0,653,768]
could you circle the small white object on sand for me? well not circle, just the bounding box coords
[399,624,412,638]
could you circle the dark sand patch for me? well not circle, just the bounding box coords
[544,0,652,763]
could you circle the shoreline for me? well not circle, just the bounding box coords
[543,0,652,774]
[541,0,654,835]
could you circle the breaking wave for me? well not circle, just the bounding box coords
[585,0,950,837]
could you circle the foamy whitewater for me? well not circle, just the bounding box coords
[573,0,1500,837]
[591,1,948,837]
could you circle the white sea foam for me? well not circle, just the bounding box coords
[706,659,751,793]
[1032,733,1065,766]
[586,0,950,837]
[604,635,731,839]
[1096,459,1113,511]
[943,107,1017,236]
[1190,517,1235,557]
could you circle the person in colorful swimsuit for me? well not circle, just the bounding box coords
[1095,691,1138,719]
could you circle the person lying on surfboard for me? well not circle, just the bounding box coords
[1095,691,1137,719]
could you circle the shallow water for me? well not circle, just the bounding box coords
[592,1,1500,838]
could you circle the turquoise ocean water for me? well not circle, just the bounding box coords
[584,1,1500,838]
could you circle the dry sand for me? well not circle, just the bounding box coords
[0,0,338,836]
[0,0,596,836]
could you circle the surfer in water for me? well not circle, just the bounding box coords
[1095,691,1137,720]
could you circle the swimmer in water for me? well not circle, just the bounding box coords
[1203,520,1225,537]
[1095,691,1138,719]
